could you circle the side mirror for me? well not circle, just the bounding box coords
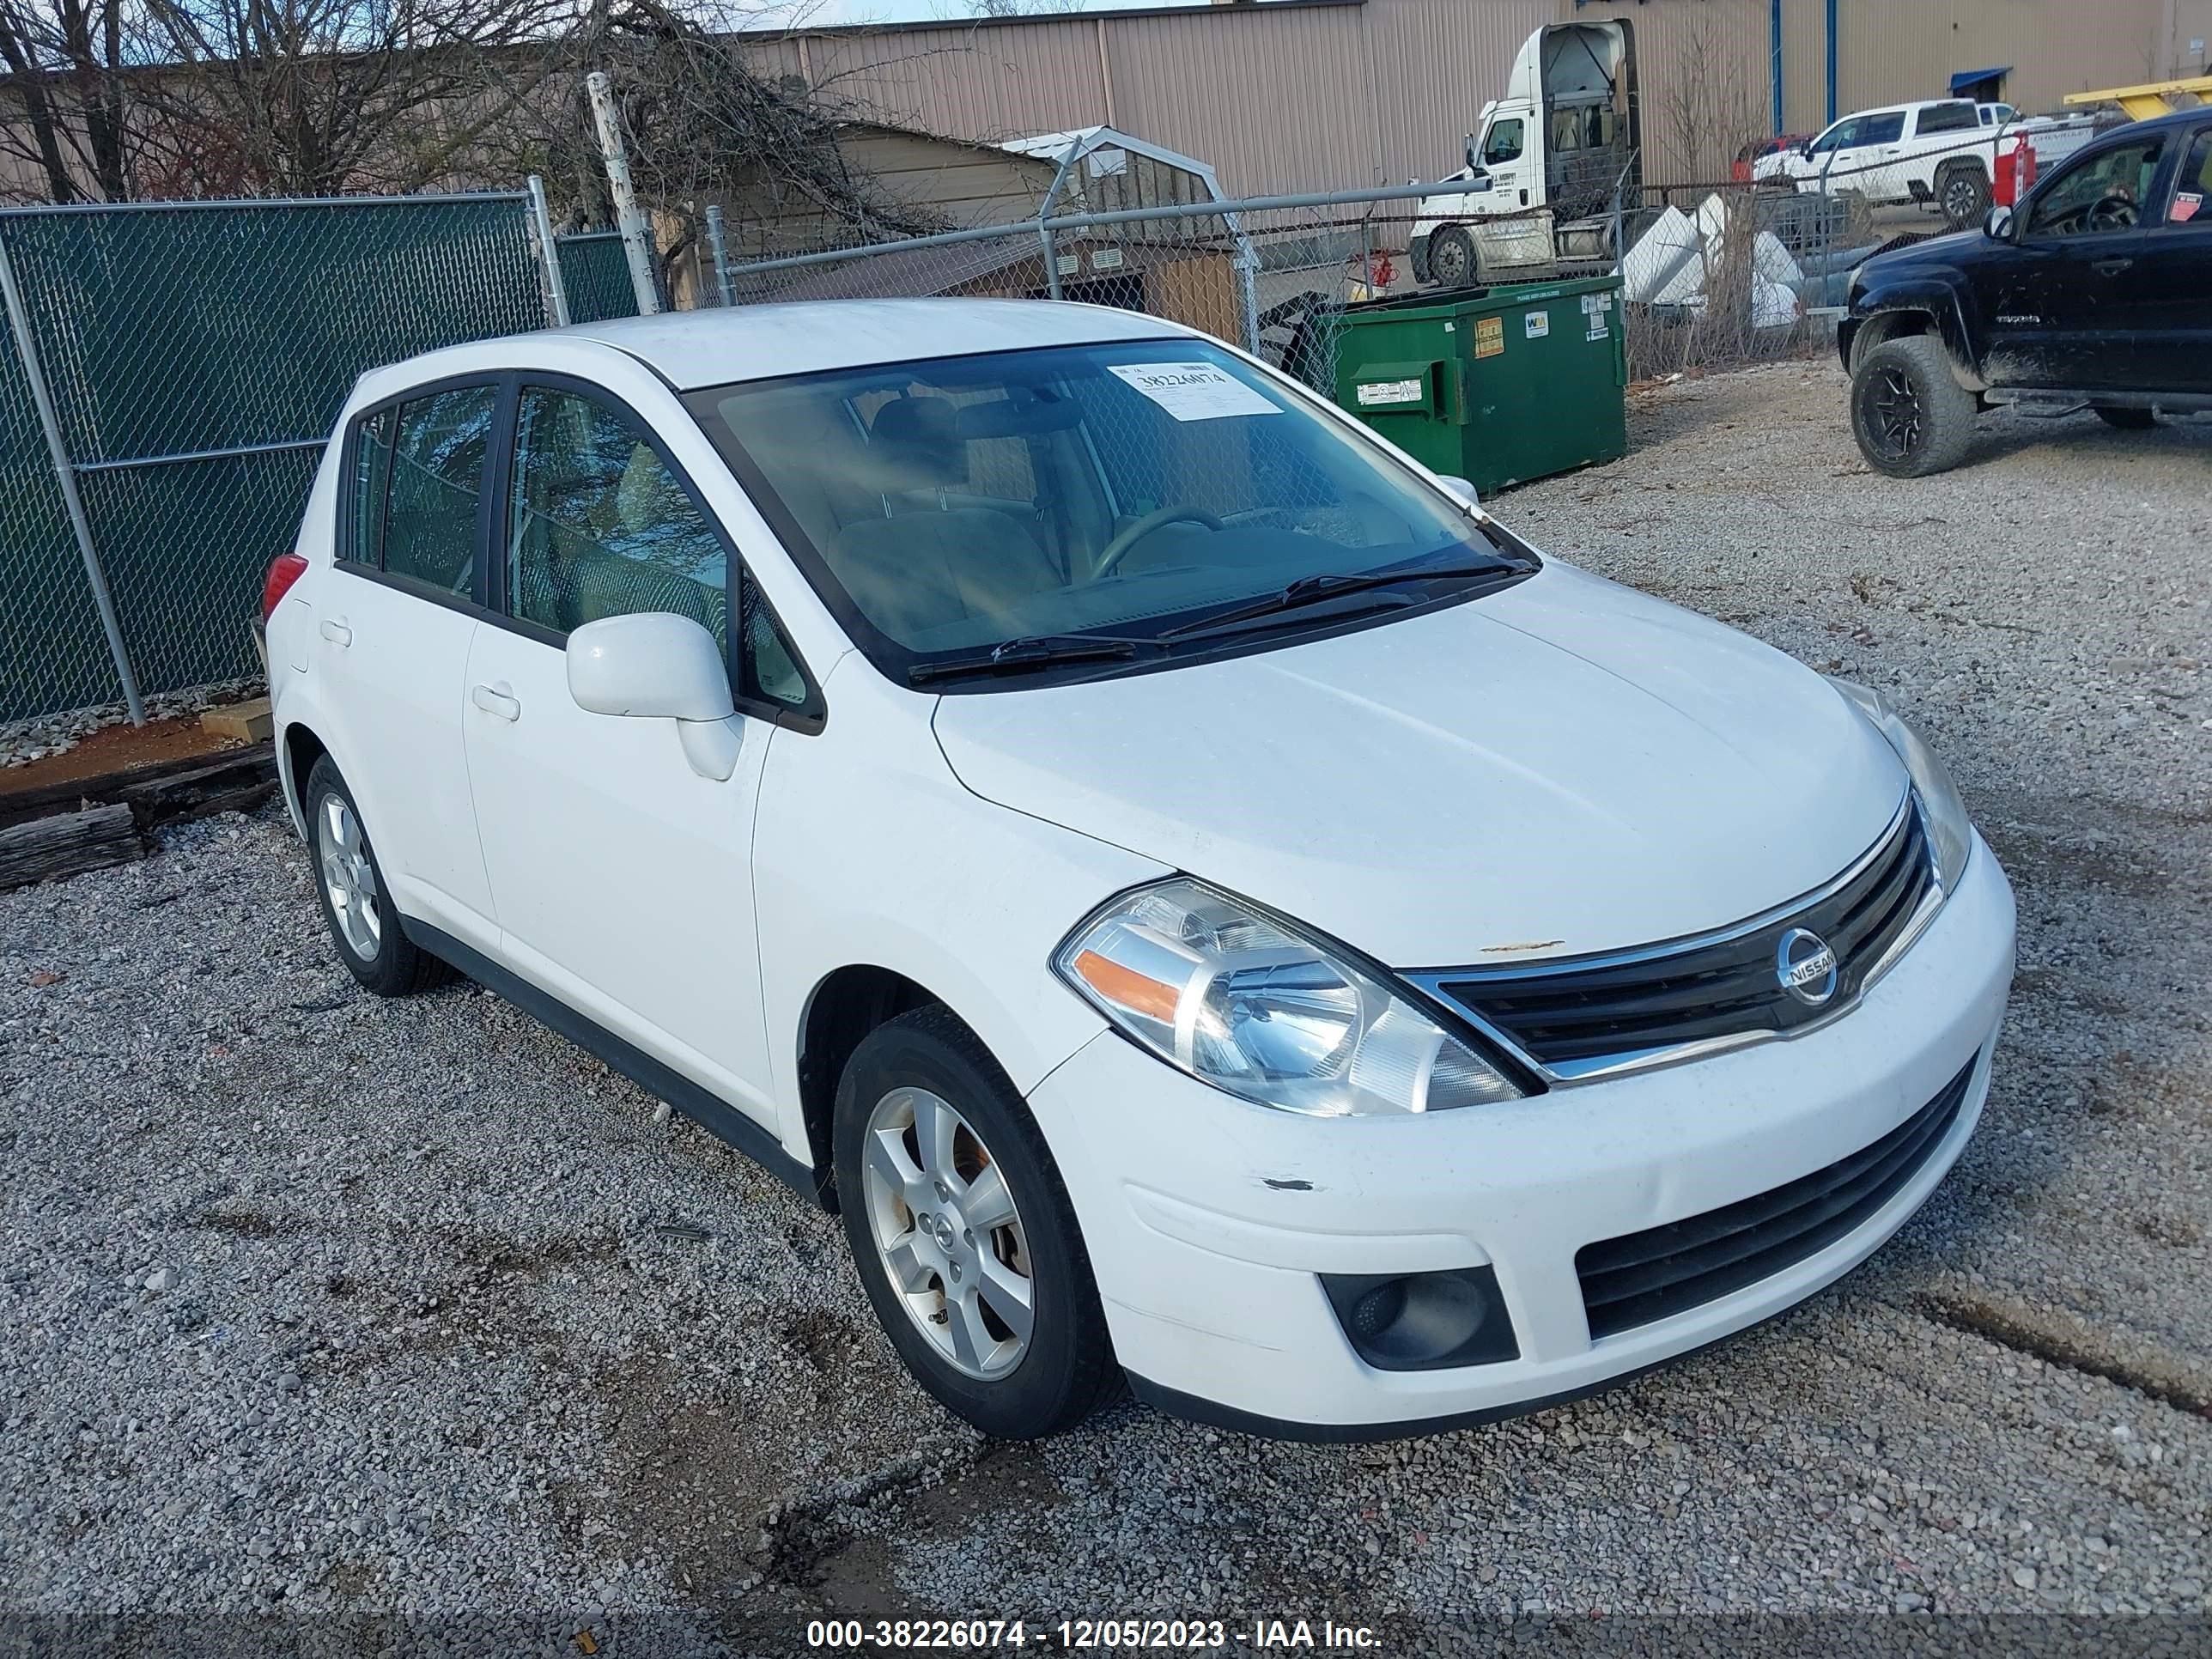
[1983,204,2014,240]
[1799,139,1816,159]
[1437,475,1482,514]
[1464,133,1478,171]
[567,611,743,781]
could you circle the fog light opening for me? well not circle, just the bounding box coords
[1322,1266,1519,1371]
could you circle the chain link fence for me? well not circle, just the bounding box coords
[0,192,552,725]
[697,175,1892,404]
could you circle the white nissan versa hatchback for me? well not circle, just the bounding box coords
[265,300,2014,1441]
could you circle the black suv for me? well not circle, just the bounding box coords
[1839,108,2211,477]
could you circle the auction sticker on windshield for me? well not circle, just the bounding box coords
[1108,362,1281,422]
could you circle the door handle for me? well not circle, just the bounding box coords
[2092,257,2134,276]
[319,618,351,647]
[471,683,520,721]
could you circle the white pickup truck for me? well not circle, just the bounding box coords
[1752,98,2102,228]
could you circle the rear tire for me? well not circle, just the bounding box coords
[304,756,453,997]
[1850,334,1979,478]
[834,1006,1117,1440]
[2094,406,2159,430]
[1936,161,1991,230]
[1428,225,1479,290]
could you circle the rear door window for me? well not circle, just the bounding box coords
[382,386,497,595]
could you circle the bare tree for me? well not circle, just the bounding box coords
[0,0,134,203]
[467,0,943,288]
[129,0,575,198]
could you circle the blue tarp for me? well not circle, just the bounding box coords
[1949,66,2011,93]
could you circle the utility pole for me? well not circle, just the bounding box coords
[586,70,663,316]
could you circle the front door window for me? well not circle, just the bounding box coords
[2026,138,2167,237]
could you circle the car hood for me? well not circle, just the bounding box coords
[930,563,1907,969]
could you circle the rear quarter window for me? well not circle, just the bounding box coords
[1916,103,1981,137]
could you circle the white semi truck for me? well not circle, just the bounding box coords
[1407,20,1642,290]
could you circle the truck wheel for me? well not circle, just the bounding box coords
[2094,406,2159,430]
[1936,161,1990,229]
[1850,335,1978,478]
[1428,226,1478,289]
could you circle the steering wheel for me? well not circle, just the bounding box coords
[1092,505,1224,579]
[2085,191,2138,232]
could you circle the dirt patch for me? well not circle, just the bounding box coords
[0,715,242,795]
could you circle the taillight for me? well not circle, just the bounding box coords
[262,552,308,622]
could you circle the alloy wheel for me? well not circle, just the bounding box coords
[1866,367,1924,463]
[316,793,381,961]
[859,1085,1035,1380]
[1942,175,1980,224]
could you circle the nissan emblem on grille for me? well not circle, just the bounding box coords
[1777,927,1840,1006]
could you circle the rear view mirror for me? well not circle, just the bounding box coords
[567,611,743,781]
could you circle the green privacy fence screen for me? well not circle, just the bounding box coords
[0,192,550,723]
[555,230,644,325]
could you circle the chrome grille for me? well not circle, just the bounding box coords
[1417,796,1939,1082]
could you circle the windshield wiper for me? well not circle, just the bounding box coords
[907,635,1143,685]
[1157,560,1517,643]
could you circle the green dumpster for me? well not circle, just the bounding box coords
[1332,275,1627,495]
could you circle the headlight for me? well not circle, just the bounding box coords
[1053,878,1524,1117]
[1826,678,1973,891]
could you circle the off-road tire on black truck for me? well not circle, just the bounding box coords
[1428,226,1479,289]
[1936,160,1991,230]
[1850,334,1979,478]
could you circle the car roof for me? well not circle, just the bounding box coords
[560,299,1197,391]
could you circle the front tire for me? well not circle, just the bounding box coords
[2095,406,2159,430]
[834,1006,1117,1439]
[1850,334,1979,477]
[1427,225,1478,289]
[304,756,453,997]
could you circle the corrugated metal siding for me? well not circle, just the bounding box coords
[1835,0,2166,118]
[2174,0,2212,75]
[799,20,1111,144]
[1367,0,1556,183]
[1106,7,1383,193]
[753,0,2197,207]
[1781,0,1832,137]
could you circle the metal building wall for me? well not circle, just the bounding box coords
[1105,3,1386,194]
[749,0,2195,204]
[1832,0,2168,119]
[1364,0,1557,184]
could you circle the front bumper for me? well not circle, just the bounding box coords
[1025,835,2015,1437]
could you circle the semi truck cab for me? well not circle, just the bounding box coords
[1410,21,1641,289]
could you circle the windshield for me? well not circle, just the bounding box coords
[684,338,1522,684]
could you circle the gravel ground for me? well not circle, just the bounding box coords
[3,363,2207,1655]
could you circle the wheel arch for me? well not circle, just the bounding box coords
[1842,292,1982,388]
[797,963,969,1209]
[278,718,331,838]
